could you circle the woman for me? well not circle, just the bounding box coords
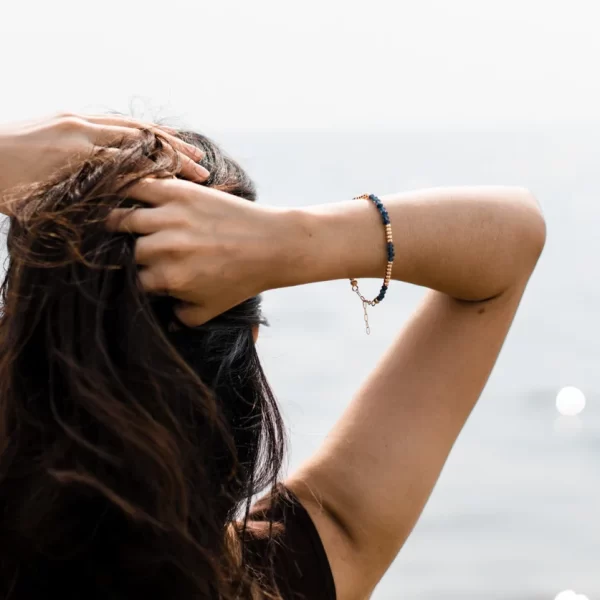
[0,114,546,599]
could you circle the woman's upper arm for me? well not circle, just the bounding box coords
[286,280,535,599]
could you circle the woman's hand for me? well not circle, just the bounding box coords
[0,113,209,215]
[108,177,290,326]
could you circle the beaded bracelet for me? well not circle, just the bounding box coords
[349,194,395,335]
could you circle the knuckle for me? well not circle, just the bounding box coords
[177,184,199,202]
[146,267,173,294]
[162,267,188,293]
[166,231,195,257]
[165,206,193,230]
[176,186,193,204]
[56,115,87,132]
[56,111,79,120]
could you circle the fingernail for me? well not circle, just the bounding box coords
[195,164,210,179]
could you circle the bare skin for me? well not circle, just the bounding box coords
[0,117,546,599]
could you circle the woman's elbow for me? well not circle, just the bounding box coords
[476,187,546,302]
[513,187,547,268]
[490,187,547,299]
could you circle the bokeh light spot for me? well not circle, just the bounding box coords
[556,386,586,416]
[555,592,576,600]
[555,591,589,600]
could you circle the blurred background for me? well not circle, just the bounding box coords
[1,1,598,598]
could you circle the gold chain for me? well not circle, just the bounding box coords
[350,279,378,335]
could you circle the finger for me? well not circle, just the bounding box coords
[89,124,209,181]
[150,139,209,182]
[176,153,210,182]
[85,116,203,161]
[83,114,178,135]
[137,266,169,294]
[100,147,209,190]
[125,177,195,207]
[106,207,167,234]
[133,232,172,265]
[174,301,215,328]
[87,114,181,135]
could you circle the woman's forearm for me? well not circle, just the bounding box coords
[275,186,546,301]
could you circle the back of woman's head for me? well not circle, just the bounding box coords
[0,129,285,599]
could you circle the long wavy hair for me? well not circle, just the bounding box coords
[0,129,285,599]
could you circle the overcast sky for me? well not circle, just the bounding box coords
[1,0,599,130]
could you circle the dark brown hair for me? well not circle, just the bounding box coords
[0,129,285,599]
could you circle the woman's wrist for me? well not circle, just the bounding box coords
[266,202,388,291]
